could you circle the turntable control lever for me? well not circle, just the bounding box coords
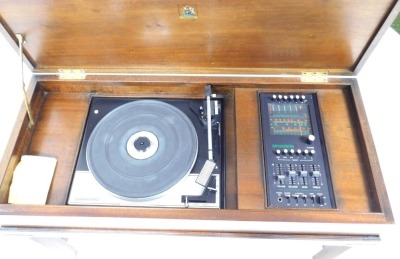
[195,85,216,187]
[205,85,213,161]
[183,176,217,207]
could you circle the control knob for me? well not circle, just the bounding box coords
[307,134,316,144]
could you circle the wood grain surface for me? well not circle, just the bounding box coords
[0,0,397,230]
[0,80,393,225]
[0,0,397,72]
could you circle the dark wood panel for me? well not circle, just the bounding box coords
[317,88,379,212]
[27,93,90,204]
[24,82,239,205]
[235,88,265,209]
[0,203,390,224]
[234,86,386,213]
[0,0,397,71]
[0,226,382,241]
[221,90,238,209]
[0,83,46,203]
[0,80,394,225]
[349,83,393,219]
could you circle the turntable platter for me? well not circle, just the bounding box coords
[86,100,198,200]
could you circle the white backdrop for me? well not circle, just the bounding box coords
[0,27,399,259]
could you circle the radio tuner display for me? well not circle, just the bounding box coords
[259,93,335,209]
[268,103,312,136]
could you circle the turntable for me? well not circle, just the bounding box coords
[67,86,224,208]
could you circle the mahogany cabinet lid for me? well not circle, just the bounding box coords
[0,0,398,74]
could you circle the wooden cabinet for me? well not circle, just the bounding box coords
[0,1,398,240]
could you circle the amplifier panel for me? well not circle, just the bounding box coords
[259,92,335,209]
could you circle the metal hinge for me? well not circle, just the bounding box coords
[301,71,328,83]
[58,69,86,80]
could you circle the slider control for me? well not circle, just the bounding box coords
[312,171,321,177]
[276,175,285,185]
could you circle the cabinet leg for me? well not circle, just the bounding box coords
[313,246,351,259]
[31,237,77,259]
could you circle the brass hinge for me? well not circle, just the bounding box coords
[301,71,328,83]
[58,69,86,80]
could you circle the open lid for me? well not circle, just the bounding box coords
[0,0,399,75]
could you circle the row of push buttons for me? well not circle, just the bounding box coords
[278,194,326,206]
[275,149,315,156]
[272,94,306,102]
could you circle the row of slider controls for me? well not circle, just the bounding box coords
[276,170,321,185]
[275,149,315,156]
[275,170,321,180]
[272,94,306,101]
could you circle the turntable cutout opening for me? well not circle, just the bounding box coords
[127,131,159,160]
